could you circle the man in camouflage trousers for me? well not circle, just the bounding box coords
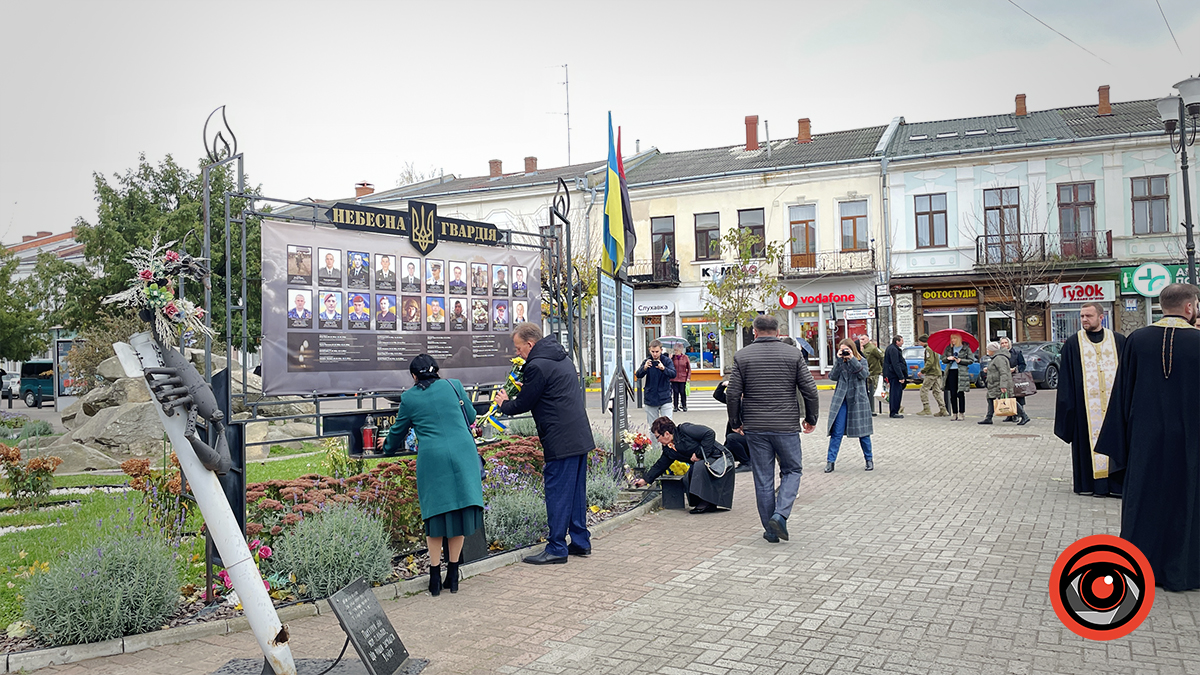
[916,334,948,417]
[862,339,884,417]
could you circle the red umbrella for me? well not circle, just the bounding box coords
[927,328,979,354]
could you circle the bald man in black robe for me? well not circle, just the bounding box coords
[1095,282,1200,592]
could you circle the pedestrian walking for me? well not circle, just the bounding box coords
[824,339,873,473]
[862,339,884,417]
[670,344,691,412]
[726,315,819,544]
[998,337,1025,422]
[915,335,948,417]
[1054,302,1126,498]
[380,355,483,596]
[940,333,973,421]
[495,322,595,565]
[978,342,1030,425]
[635,340,676,446]
[882,335,908,418]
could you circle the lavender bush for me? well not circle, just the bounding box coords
[482,463,548,550]
[273,503,394,599]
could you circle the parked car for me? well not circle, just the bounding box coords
[1011,341,1063,389]
[1,373,18,399]
[19,361,54,407]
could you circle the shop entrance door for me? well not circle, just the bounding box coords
[986,311,1015,343]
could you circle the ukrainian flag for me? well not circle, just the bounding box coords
[602,112,633,275]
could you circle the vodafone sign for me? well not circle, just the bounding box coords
[782,292,858,309]
[779,292,799,309]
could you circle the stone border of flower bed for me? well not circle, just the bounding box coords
[3,494,662,673]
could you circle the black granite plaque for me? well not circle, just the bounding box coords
[327,578,409,675]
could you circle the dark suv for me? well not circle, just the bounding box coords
[19,361,54,407]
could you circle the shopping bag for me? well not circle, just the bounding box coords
[685,382,691,396]
[994,396,1019,417]
[1012,372,1037,397]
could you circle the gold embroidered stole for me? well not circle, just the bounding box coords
[1077,329,1118,479]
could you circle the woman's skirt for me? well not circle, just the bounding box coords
[424,505,484,538]
[683,461,735,509]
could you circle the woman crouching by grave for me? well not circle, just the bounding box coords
[633,417,735,513]
[380,354,484,596]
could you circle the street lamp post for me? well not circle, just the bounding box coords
[1157,76,1200,285]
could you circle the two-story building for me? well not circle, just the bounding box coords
[884,86,1196,349]
[609,116,895,378]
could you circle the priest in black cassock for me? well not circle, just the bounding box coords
[1054,301,1126,498]
[1094,282,1200,592]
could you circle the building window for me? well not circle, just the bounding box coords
[839,200,869,251]
[694,212,720,261]
[1058,183,1095,237]
[915,194,947,248]
[1132,176,1169,235]
[984,187,1020,236]
[651,216,675,263]
[682,316,720,369]
[738,208,765,257]
[788,204,816,268]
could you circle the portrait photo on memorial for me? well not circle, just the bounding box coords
[376,294,398,329]
[449,299,469,332]
[347,250,371,289]
[426,297,446,331]
[471,298,489,331]
[401,256,422,292]
[375,253,397,291]
[492,299,510,331]
[347,292,372,329]
[471,262,489,295]
[286,244,313,284]
[449,261,468,295]
[492,264,509,297]
[401,295,422,331]
[512,300,528,324]
[425,259,446,295]
[317,248,342,286]
[287,288,313,328]
[318,291,342,329]
[511,265,528,297]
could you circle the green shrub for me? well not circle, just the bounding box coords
[586,459,622,510]
[18,420,54,439]
[273,503,394,599]
[483,485,548,550]
[24,533,180,646]
[505,417,538,437]
[0,443,63,510]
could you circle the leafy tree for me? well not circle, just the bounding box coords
[701,228,787,370]
[68,154,264,343]
[0,248,47,361]
[21,251,94,330]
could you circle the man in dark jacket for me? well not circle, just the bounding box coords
[883,335,908,418]
[496,322,595,565]
[635,339,676,447]
[726,315,819,543]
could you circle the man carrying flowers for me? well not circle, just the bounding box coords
[494,322,595,565]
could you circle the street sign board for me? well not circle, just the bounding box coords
[1120,263,1188,296]
[844,308,876,320]
[875,284,889,297]
[1126,263,1173,298]
[876,296,893,307]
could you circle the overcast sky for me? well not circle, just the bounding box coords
[2,0,1199,245]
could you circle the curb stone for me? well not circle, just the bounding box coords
[4,494,662,673]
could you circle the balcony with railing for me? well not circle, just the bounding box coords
[975,230,1113,266]
[628,259,680,287]
[779,249,876,277]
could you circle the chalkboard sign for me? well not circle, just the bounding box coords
[328,578,409,675]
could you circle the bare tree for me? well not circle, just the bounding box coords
[394,161,442,187]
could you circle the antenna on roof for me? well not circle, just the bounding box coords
[562,64,572,165]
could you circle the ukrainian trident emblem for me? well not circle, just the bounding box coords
[409,201,437,255]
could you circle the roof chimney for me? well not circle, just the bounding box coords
[22,235,35,242]
[797,118,812,144]
[36,231,51,238]
[354,182,374,198]
[745,115,759,151]
[1098,85,1112,116]
[1015,94,1027,117]
[524,156,537,174]
[489,159,503,179]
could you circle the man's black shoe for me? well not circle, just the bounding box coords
[567,543,591,557]
[522,550,568,565]
[735,463,753,473]
[978,418,993,425]
[889,413,904,419]
[762,530,780,543]
[865,459,874,471]
[768,514,789,541]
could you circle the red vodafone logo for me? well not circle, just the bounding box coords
[779,292,799,309]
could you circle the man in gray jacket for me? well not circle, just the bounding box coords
[727,315,820,543]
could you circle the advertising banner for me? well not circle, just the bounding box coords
[260,209,539,395]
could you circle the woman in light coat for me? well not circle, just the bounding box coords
[940,333,975,421]
[979,342,1030,425]
[825,338,874,473]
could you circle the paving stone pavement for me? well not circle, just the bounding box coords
[33,389,1200,674]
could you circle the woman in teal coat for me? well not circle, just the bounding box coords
[382,354,483,596]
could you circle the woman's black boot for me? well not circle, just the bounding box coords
[445,557,461,593]
[428,564,442,597]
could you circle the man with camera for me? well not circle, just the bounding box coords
[635,339,676,447]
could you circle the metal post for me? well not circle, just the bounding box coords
[612,278,624,472]
[1178,98,1197,285]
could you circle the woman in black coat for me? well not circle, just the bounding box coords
[633,417,735,513]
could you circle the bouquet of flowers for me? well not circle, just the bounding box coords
[102,236,213,346]
[667,460,691,476]
[621,429,652,466]
[478,356,525,432]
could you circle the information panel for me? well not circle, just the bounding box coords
[261,217,539,395]
[598,271,617,399]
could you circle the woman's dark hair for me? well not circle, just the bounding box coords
[650,416,676,437]
[409,354,441,390]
